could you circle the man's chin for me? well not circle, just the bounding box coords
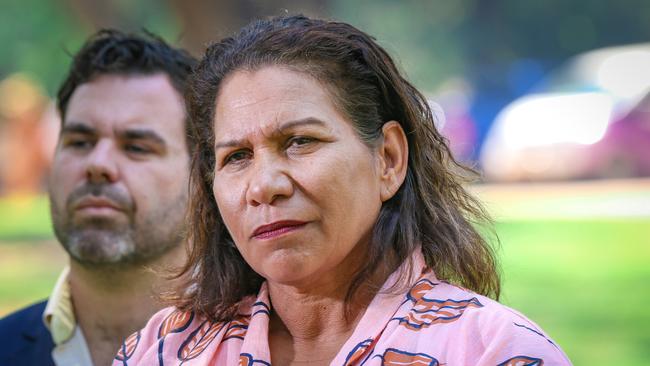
[68,246,135,266]
[63,232,136,266]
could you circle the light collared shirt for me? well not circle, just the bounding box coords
[43,267,94,366]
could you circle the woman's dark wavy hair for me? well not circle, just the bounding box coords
[173,14,500,321]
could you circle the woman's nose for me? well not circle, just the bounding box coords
[245,159,294,206]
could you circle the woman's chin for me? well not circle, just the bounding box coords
[259,264,313,288]
[250,248,315,283]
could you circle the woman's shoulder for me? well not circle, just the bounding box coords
[113,307,206,365]
[395,277,515,333]
[388,275,573,365]
[113,300,257,366]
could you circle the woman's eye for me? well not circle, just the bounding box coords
[224,150,252,165]
[287,136,316,147]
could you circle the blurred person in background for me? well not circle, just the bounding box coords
[0,30,196,366]
[0,74,51,196]
[116,15,571,365]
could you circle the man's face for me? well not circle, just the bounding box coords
[49,73,189,266]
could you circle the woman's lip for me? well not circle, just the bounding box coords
[251,220,308,239]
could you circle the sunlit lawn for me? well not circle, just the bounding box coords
[496,219,650,366]
[0,240,64,314]
[0,193,648,365]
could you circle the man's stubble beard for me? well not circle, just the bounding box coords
[49,185,187,269]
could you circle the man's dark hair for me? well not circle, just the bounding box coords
[56,29,197,148]
[172,14,500,322]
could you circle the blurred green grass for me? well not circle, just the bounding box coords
[496,219,650,366]
[0,195,648,365]
[0,240,64,314]
[0,195,53,240]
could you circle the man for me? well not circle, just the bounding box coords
[0,30,197,366]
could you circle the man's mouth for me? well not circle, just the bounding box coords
[74,196,123,213]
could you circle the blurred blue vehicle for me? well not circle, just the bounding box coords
[480,43,650,181]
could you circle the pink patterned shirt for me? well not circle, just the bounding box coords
[114,253,571,365]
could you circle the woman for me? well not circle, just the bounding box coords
[115,15,571,365]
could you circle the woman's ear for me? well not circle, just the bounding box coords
[378,121,408,202]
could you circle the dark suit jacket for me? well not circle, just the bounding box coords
[0,300,55,366]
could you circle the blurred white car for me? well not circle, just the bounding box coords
[480,43,650,181]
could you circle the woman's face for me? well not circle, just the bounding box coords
[212,66,384,288]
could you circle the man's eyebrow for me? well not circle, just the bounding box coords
[213,118,327,151]
[61,122,96,135]
[120,129,167,146]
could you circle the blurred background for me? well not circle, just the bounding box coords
[0,0,648,364]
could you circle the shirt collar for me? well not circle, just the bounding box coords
[43,266,77,345]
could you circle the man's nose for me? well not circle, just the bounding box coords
[85,140,119,183]
[245,159,294,206]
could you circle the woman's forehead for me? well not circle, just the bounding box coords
[216,67,331,106]
[213,67,347,138]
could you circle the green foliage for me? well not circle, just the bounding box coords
[331,0,469,92]
[0,0,85,95]
[0,0,180,96]
[331,0,650,93]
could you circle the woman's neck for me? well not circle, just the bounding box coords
[266,260,392,365]
[268,284,365,365]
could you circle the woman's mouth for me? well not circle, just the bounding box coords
[251,220,308,240]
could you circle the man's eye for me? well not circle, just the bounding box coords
[124,144,150,154]
[64,138,93,149]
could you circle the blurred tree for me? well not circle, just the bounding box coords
[2,0,650,101]
[60,0,329,55]
[168,0,328,54]
[0,0,86,94]
[332,0,469,92]
[61,0,181,46]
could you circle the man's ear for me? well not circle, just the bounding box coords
[377,121,408,202]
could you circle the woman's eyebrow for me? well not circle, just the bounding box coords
[214,138,245,152]
[277,117,326,133]
[214,118,328,152]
